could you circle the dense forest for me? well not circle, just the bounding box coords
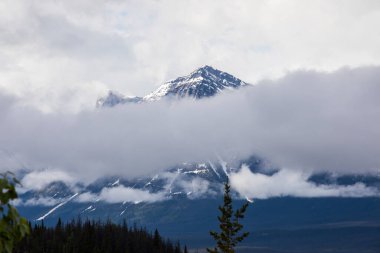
[14,219,188,253]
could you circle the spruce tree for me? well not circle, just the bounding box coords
[207,181,250,253]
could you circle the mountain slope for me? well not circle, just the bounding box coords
[18,197,380,252]
[97,65,248,107]
[17,65,380,252]
[144,65,247,101]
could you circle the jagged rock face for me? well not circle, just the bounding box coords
[96,65,248,107]
[143,65,247,101]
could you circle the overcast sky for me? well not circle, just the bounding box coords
[0,0,380,112]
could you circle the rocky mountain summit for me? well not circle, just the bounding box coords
[96,65,248,107]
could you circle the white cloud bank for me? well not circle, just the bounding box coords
[230,165,379,199]
[1,66,380,184]
[21,169,76,191]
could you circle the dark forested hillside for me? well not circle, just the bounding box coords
[14,219,186,253]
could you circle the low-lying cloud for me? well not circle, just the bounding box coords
[177,177,216,199]
[76,186,167,204]
[21,169,76,191]
[21,197,61,207]
[1,66,380,184]
[230,165,379,199]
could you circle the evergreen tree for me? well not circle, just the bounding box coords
[174,241,181,253]
[207,181,250,253]
[0,172,30,253]
[153,228,161,249]
[14,218,182,253]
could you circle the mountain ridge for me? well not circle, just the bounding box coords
[97,65,248,107]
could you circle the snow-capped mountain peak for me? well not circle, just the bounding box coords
[143,65,247,101]
[97,65,248,107]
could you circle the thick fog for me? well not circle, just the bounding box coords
[1,67,380,186]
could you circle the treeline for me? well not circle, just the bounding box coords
[14,218,188,253]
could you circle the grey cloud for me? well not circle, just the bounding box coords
[0,66,380,183]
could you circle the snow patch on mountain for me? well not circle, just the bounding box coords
[97,65,248,107]
[144,65,247,101]
[36,193,78,221]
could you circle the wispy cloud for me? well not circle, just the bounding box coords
[176,177,217,199]
[14,194,73,207]
[22,197,61,207]
[76,186,167,204]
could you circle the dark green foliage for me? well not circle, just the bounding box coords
[207,182,250,253]
[14,218,187,253]
[0,172,30,253]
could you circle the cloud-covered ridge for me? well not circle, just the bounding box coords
[1,66,380,183]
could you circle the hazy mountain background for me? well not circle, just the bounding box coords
[8,65,380,252]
